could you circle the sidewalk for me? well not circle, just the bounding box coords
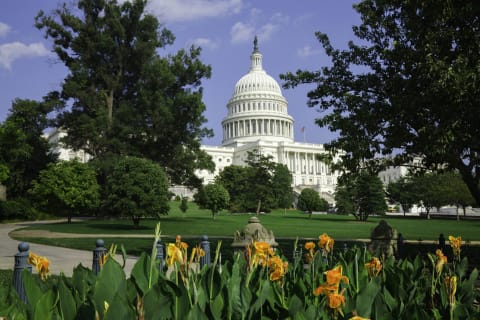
[0,221,138,276]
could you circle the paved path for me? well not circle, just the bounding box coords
[0,221,139,277]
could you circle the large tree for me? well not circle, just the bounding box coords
[35,0,214,187]
[281,0,480,205]
[297,188,328,218]
[104,156,169,227]
[0,99,57,198]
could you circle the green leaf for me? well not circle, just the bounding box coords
[356,278,381,317]
[33,290,56,320]
[131,252,159,296]
[287,294,303,318]
[93,259,127,314]
[103,293,136,320]
[186,304,209,320]
[58,277,77,320]
[210,293,224,320]
[22,270,42,312]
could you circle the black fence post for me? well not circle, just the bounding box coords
[13,242,32,303]
[92,239,106,275]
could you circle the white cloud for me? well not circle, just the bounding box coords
[192,37,219,50]
[230,22,254,44]
[0,42,50,70]
[0,22,11,37]
[297,45,321,58]
[230,10,288,44]
[147,0,243,23]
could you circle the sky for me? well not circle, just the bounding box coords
[0,0,361,146]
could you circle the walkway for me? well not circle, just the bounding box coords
[0,221,139,277]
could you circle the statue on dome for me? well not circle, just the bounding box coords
[253,35,259,52]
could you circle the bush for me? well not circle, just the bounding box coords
[0,198,40,221]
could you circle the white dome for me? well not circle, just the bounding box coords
[234,70,282,96]
[221,37,294,147]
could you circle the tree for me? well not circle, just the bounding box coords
[0,99,57,198]
[334,172,386,221]
[215,165,250,212]
[387,177,416,215]
[244,151,277,214]
[105,156,169,227]
[203,183,230,220]
[281,0,480,205]
[30,161,99,223]
[271,164,294,209]
[297,188,328,218]
[0,163,8,184]
[179,197,188,215]
[410,173,449,219]
[36,0,214,188]
[444,172,476,219]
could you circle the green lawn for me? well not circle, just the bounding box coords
[13,202,480,241]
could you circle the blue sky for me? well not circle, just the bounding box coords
[0,0,361,145]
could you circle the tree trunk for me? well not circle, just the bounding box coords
[67,215,72,224]
[458,164,480,206]
[132,216,141,228]
[456,206,460,221]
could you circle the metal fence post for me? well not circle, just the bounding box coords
[13,242,32,303]
[92,239,106,275]
[200,235,211,268]
[156,237,165,271]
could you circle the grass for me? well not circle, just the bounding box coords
[12,201,480,241]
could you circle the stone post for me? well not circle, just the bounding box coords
[92,239,106,275]
[13,242,32,303]
[156,237,165,271]
[200,235,211,268]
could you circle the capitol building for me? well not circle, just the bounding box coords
[195,38,342,203]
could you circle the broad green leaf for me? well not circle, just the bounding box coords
[103,293,135,320]
[287,294,303,318]
[210,293,224,320]
[33,290,56,320]
[131,252,159,296]
[356,278,381,317]
[58,278,76,320]
[93,259,127,313]
[22,270,42,312]
[186,304,209,320]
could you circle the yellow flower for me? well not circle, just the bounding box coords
[252,241,271,266]
[167,243,183,266]
[313,283,338,296]
[189,246,206,264]
[318,233,334,253]
[448,235,462,258]
[349,316,371,320]
[28,252,50,280]
[435,249,447,274]
[445,275,457,306]
[365,257,382,277]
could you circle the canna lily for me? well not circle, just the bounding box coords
[448,235,462,259]
[318,233,334,253]
[268,255,288,282]
[327,290,346,313]
[304,241,316,263]
[435,249,448,274]
[189,245,205,264]
[167,243,183,266]
[28,252,50,280]
[445,275,457,307]
[314,265,350,316]
[365,257,382,277]
[325,266,349,286]
[349,316,371,320]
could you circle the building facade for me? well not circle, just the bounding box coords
[196,38,341,203]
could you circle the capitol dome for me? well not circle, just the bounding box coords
[221,37,294,146]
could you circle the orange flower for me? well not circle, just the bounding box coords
[28,252,50,280]
[325,266,349,286]
[445,275,457,306]
[365,257,382,277]
[268,255,288,282]
[349,316,371,320]
[313,283,338,296]
[328,291,346,309]
[304,242,316,250]
[318,233,334,253]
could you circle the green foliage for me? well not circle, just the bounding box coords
[203,183,230,219]
[3,233,479,319]
[104,156,169,226]
[281,0,480,206]
[216,150,294,212]
[0,198,41,221]
[179,197,188,214]
[297,188,328,215]
[0,99,57,198]
[36,0,214,188]
[335,172,387,221]
[387,177,416,215]
[29,160,100,223]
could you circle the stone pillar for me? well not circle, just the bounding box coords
[156,238,165,271]
[200,235,211,268]
[13,242,32,303]
[92,239,106,275]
